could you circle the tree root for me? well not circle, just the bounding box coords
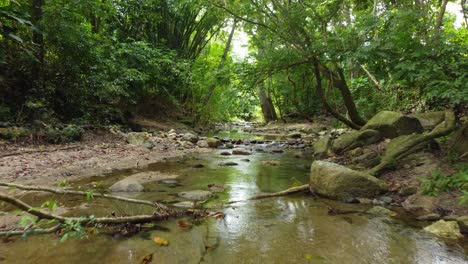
[0,182,169,212]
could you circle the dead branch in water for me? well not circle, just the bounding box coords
[0,182,169,212]
[227,184,309,205]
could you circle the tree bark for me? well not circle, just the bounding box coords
[31,0,44,90]
[435,0,449,33]
[258,80,278,122]
[313,62,361,129]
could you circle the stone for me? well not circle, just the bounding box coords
[398,186,418,196]
[206,138,223,148]
[110,179,144,192]
[196,140,209,148]
[367,206,397,217]
[288,132,302,139]
[361,111,423,138]
[313,136,331,159]
[225,143,234,149]
[181,133,199,144]
[373,196,393,205]
[261,160,281,166]
[220,151,232,156]
[417,213,441,221]
[332,129,381,154]
[309,161,388,200]
[127,132,152,146]
[178,190,213,201]
[271,149,284,153]
[456,216,468,234]
[402,193,437,215]
[161,179,178,185]
[450,123,468,156]
[351,152,381,168]
[241,159,250,162]
[219,161,238,166]
[208,184,225,193]
[232,148,251,155]
[423,220,463,239]
[409,111,445,131]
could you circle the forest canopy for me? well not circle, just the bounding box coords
[0,0,467,127]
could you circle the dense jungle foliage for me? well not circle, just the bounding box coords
[0,0,467,127]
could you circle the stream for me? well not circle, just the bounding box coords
[0,133,467,264]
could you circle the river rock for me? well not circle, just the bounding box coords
[206,138,223,148]
[457,216,468,234]
[196,140,209,148]
[173,201,195,208]
[220,151,232,156]
[410,111,445,131]
[367,206,397,217]
[127,132,152,146]
[417,213,441,221]
[219,161,238,166]
[402,193,437,215]
[361,111,423,138]
[313,136,331,159]
[309,161,388,200]
[178,190,213,201]
[232,148,251,155]
[423,220,463,239]
[261,160,280,166]
[288,132,302,138]
[208,184,225,193]
[109,179,144,192]
[181,133,198,143]
[332,129,381,154]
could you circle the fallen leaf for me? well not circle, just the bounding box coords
[153,236,169,246]
[177,220,192,229]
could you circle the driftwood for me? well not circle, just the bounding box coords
[227,184,309,205]
[0,182,169,212]
[0,145,82,158]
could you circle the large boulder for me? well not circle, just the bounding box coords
[310,161,388,200]
[410,111,445,131]
[312,136,331,159]
[361,111,423,138]
[423,220,464,239]
[206,138,223,148]
[127,132,152,146]
[332,129,381,154]
[110,179,144,192]
[401,193,437,215]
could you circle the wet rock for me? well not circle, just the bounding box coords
[417,213,441,221]
[261,160,280,166]
[271,149,284,153]
[161,179,179,185]
[423,220,463,239]
[312,136,331,159]
[181,133,198,144]
[225,143,234,149]
[367,206,397,217]
[373,196,393,205]
[110,179,144,192]
[241,159,250,162]
[232,148,251,155]
[178,190,213,201]
[206,138,223,148]
[219,161,238,166]
[173,201,195,208]
[361,111,423,138]
[127,132,152,146]
[402,193,437,215]
[220,151,232,156]
[457,216,468,234]
[192,164,204,168]
[343,197,360,204]
[309,161,388,200]
[332,129,381,154]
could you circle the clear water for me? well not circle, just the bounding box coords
[0,147,467,264]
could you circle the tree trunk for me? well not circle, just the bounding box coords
[435,0,449,33]
[31,0,44,88]
[258,80,278,123]
[313,62,361,130]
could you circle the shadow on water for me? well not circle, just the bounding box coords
[0,147,467,264]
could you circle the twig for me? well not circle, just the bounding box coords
[0,225,61,236]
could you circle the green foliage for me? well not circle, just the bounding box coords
[421,165,468,205]
[60,216,95,243]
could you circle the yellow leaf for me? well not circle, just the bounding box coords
[153,236,169,246]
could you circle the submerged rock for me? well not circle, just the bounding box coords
[232,148,251,155]
[219,161,238,166]
[361,111,423,138]
[109,179,144,192]
[309,161,388,200]
[178,190,213,201]
[423,220,463,239]
[261,160,281,166]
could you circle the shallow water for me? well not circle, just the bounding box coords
[0,146,467,264]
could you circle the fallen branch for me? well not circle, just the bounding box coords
[0,145,82,158]
[227,184,309,204]
[0,225,61,236]
[0,182,169,212]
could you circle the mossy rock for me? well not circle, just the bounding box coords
[362,111,423,138]
[312,136,331,159]
[409,111,445,131]
[332,129,381,154]
[206,138,222,148]
[310,161,388,200]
